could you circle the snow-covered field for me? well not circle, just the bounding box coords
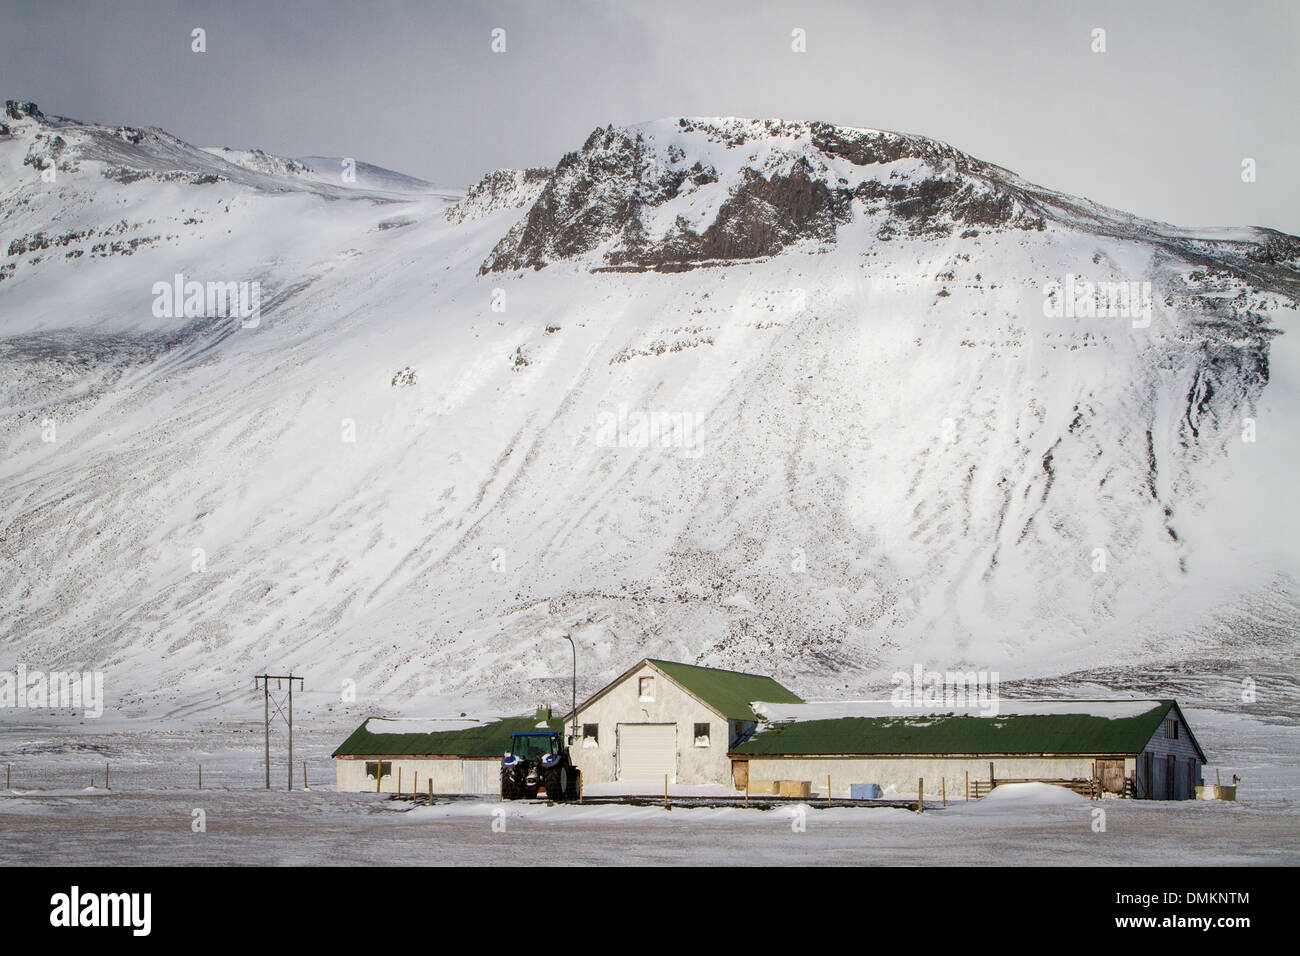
[2,767,1295,867]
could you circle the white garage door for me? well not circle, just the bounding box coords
[617,723,677,782]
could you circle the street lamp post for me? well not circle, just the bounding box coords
[561,633,576,744]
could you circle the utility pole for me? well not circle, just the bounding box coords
[263,679,270,789]
[254,673,304,791]
[561,633,576,743]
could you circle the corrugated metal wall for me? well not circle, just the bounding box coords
[461,759,499,795]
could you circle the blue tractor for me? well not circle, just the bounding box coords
[501,731,581,800]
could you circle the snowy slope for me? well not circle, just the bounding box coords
[200,147,453,197]
[1,103,1297,719]
[294,155,452,196]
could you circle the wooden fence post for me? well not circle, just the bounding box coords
[942,777,946,807]
[965,770,969,801]
[428,777,433,806]
[106,762,110,790]
[303,761,308,790]
[917,777,924,813]
[397,767,402,796]
[198,764,202,789]
[663,773,669,810]
[827,774,832,807]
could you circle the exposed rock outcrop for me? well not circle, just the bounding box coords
[446,166,552,224]
[478,117,1048,274]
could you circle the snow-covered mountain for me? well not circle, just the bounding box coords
[2,102,1297,718]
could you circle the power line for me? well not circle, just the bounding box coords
[254,674,304,790]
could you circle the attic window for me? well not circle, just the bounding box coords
[1165,719,1179,740]
[639,677,655,701]
[694,723,711,747]
[365,761,392,780]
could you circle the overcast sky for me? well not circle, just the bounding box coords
[2,0,1296,233]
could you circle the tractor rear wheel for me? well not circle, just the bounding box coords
[543,765,569,801]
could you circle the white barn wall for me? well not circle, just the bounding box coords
[744,755,1106,799]
[335,756,501,794]
[563,663,733,786]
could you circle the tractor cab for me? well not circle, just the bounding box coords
[507,732,560,761]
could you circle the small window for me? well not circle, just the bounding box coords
[1165,719,1179,740]
[639,676,655,701]
[694,722,711,747]
[365,761,392,780]
[583,723,599,746]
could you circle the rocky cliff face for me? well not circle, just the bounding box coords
[476,118,1053,274]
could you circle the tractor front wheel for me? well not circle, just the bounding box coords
[501,770,521,800]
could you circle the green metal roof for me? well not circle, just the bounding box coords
[331,715,563,758]
[732,701,1190,757]
[647,659,803,721]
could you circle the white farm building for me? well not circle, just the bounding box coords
[730,698,1207,800]
[332,713,563,794]
[560,658,802,787]
[334,658,1207,800]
